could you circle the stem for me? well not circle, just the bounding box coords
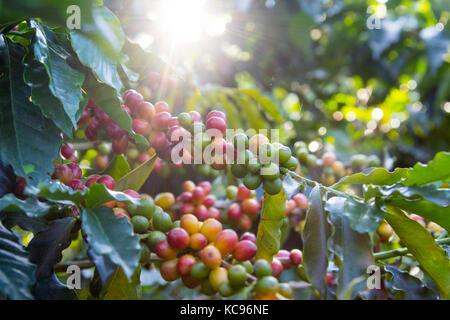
[374,237,450,261]
[221,260,257,283]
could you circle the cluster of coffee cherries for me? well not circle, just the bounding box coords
[286,192,309,215]
[176,180,221,221]
[224,184,260,231]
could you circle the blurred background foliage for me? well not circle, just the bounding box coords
[106,0,449,168]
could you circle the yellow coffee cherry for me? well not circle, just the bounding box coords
[155,192,175,209]
[209,267,228,291]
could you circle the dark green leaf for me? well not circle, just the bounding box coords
[0,222,36,299]
[302,186,331,299]
[343,197,385,233]
[83,183,141,208]
[0,36,62,181]
[28,217,76,279]
[27,181,86,206]
[33,273,77,300]
[1,211,48,233]
[385,266,439,300]
[0,193,54,218]
[81,207,141,279]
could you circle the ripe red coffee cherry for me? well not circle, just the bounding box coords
[203,195,215,208]
[151,111,171,131]
[215,229,238,256]
[132,118,151,135]
[138,153,151,164]
[198,181,212,195]
[97,175,115,190]
[155,239,178,260]
[84,121,99,141]
[271,258,283,277]
[160,259,179,282]
[61,144,74,159]
[168,116,179,127]
[195,205,209,221]
[275,250,292,269]
[149,132,169,151]
[54,165,73,185]
[227,203,242,222]
[290,249,302,265]
[177,254,197,277]
[326,272,335,286]
[106,121,126,139]
[286,199,296,215]
[236,184,252,201]
[167,227,190,250]
[181,202,195,215]
[190,233,208,251]
[188,110,202,123]
[242,198,260,217]
[85,174,101,188]
[322,152,336,167]
[292,193,309,209]
[182,275,202,289]
[112,135,129,154]
[206,116,226,135]
[67,163,82,179]
[200,245,222,269]
[240,232,256,243]
[154,101,170,114]
[178,191,193,203]
[192,187,205,205]
[238,214,252,231]
[183,180,196,192]
[123,189,141,198]
[233,240,257,261]
[207,207,221,220]
[206,110,226,122]
[123,89,144,111]
[135,101,155,121]
[68,179,86,191]
[77,109,90,125]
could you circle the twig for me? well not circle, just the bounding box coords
[374,237,450,261]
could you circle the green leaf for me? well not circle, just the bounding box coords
[288,12,314,57]
[385,266,439,300]
[385,207,450,299]
[1,211,48,233]
[211,91,242,130]
[102,154,130,181]
[302,186,331,299]
[102,266,142,300]
[24,20,84,136]
[83,183,141,208]
[256,190,287,261]
[229,91,270,131]
[81,207,141,280]
[343,197,385,233]
[403,152,450,186]
[240,88,284,122]
[33,273,77,300]
[0,222,36,300]
[115,155,156,192]
[28,217,76,279]
[326,197,374,300]
[0,36,62,181]
[0,193,54,218]
[27,181,86,206]
[332,167,408,189]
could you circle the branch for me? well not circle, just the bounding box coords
[374,237,450,261]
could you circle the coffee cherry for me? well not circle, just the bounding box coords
[155,192,175,209]
[209,267,228,291]
[275,250,292,269]
[183,180,196,192]
[155,239,178,259]
[192,186,205,205]
[233,240,257,261]
[149,132,169,151]
[160,259,179,282]
[200,218,223,242]
[242,198,260,217]
[207,207,221,220]
[195,205,209,221]
[243,173,262,190]
[332,161,345,177]
[274,143,292,165]
[106,121,126,139]
[180,214,199,234]
[188,110,202,123]
[176,254,197,277]
[240,232,256,243]
[232,133,249,149]
[227,264,247,288]
[326,272,335,286]
[97,175,115,190]
[201,279,217,295]
[249,134,269,155]
[131,216,149,234]
[284,156,299,171]
[190,262,210,279]
[123,189,141,198]
[135,101,155,121]
[61,144,74,159]
[167,227,190,250]
[137,152,151,164]
[278,283,293,298]
[271,258,283,277]
[377,220,393,242]
[263,178,282,195]
[218,281,234,297]
[200,245,222,269]
[85,174,100,188]
[292,193,308,209]
[255,276,279,295]
[227,203,242,222]
[286,199,296,215]
[261,163,280,180]
[177,112,192,129]
[289,249,302,265]
[147,231,166,250]
[182,275,202,289]
[190,233,208,251]
[123,89,144,110]
[132,118,151,135]
[54,164,73,185]
[153,208,173,232]
[247,160,262,174]
[151,111,171,131]
[253,259,272,278]
[367,155,381,167]
[231,164,247,178]
[94,154,109,171]
[131,197,155,220]
[67,163,82,179]
[181,202,195,215]
[238,214,252,231]
[225,185,238,200]
[322,152,336,167]
[350,154,368,167]
[206,110,226,122]
[198,181,212,195]
[68,179,86,191]
[236,184,252,201]
[214,229,238,256]
[154,101,170,114]
[206,116,226,135]
[112,135,129,154]
[241,260,253,274]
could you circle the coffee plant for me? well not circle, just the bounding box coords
[0,1,449,301]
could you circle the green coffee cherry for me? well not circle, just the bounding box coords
[191,262,210,279]
[231,163,247,178]
[284,156,299,171]
[147,231,166,250]
[218,281,234,297]
[253,259,272,278]
[243,173,262,190]
[130,197,155,219]
[255,276,279,295]
[201,279,216,296]
[98,142,112,155]
[228,265,247,288]
[241,261,253,274]
[296,148,309,163]
[131,215,149,234]
[152,207,173,232]
[305,154,318,167]
[261,163,280,180]
[140,244,151,263]
[247,160,261,174]
[178,112,192,129]
[226,185,238,200]
[263,178,283,195]
[233,133,249,149]
[278,283,293,298]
